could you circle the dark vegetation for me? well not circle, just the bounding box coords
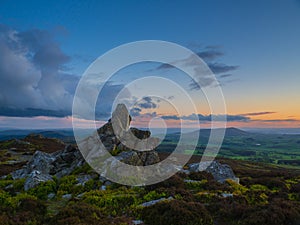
[0,132,299,224]
[0,151,299,224]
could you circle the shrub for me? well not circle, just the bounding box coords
[143,190,166,202]
[57,175,84,196]
[28,180,57,200]
[71,163,94,175]
[141,199,214,225]
[154,174,185,189]
[0,193,46,225]
[83,189,139,216]
[243,199,300,225]
[49,202,109,225]
[188,171,213,181]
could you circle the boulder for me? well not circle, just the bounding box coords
[140,196,174,207]
[186,161,239,183]
[12,144,85,190]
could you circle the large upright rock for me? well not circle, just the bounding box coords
[111,103,131,135]
[95,104,160,166]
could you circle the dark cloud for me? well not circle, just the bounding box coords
[167,95,175,100]
[196,50,224,61]
[163,113,250,122]
[161,115,181,120]
[241,111,276,116]
[137,96,157,109]
[130,107,142,117]
[254,119,298,122]
[0,24,128,119]
[225,115,250,122]
[156,63,175,70]
[0,107,70,118]
[208,63,239,74]
[189,76,216,90]
[165,112,295,123]
[219,74,233,79]
[204,45,223,50]
[127,97,160,119]
[154,45,238,89]
[17,29,70,70]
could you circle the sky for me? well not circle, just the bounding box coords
[0,0,299,129]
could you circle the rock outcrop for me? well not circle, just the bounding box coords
[84,104,161,167]
[186,161,239,183]
[9,103,238,189]
[11,104,161,189]
[12,144,84,180]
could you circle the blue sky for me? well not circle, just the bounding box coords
[0,0,299,128]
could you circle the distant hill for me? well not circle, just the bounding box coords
[0,129,75,142]
[193,127,249,138]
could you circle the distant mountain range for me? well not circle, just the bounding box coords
[0,127,299,142]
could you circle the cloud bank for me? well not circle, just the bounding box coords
[0,24,150,121]
[0,24,75,117]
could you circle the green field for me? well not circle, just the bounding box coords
[157,128,300,168]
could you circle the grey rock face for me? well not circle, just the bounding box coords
[12,145,85,190]
[24,170,53,191]
[11,151,55,180]
[187,161,239,183]
[111,103,131,135]
[94,104,160,166]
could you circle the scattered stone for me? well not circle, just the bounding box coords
[184,179,202,183]
[221,193,233,198]
[132,220,144,225]
[76,193,84,199]
[4,183,13,190]
[76,174,93,186]
[140,196,174,207]
[62,194,72,199]
[47,193,56,199]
